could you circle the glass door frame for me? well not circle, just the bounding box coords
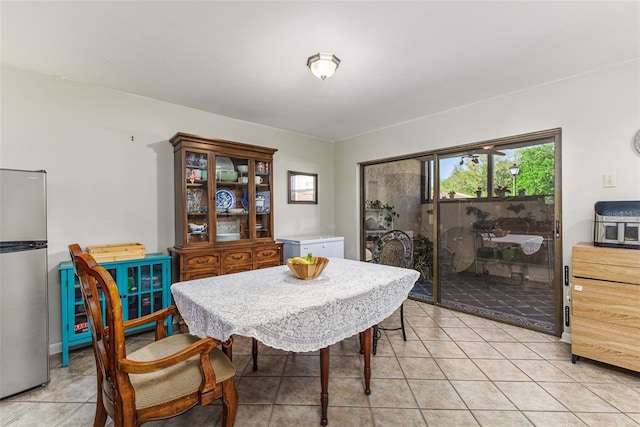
[360,128,563,336]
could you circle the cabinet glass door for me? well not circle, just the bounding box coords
[126,265,165,319]
[255,160,272,239]
[73,267,112,336]
[185,150,210,245]
[215,155,249,242]
[72,272,88,335]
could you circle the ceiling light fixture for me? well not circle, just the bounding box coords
[307,53,341,80]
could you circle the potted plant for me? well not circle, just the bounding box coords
[494,186,511,198]
[413,234,433,280]
[381,203,399,226]
[465,206,491,220]
[365,199,399,228]
[365,199,381,210]
[448,190,456,199]
[506,203,526,215]
[466,205,494,232]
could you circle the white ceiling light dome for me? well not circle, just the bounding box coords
[307,53,341,80]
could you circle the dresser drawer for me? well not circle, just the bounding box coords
[223,249,253,265]
[184,253,220,270]
[224,263,253,275]
[256,260,281,269]
[572,243,640,284]
[570,316,640,372]
[571,277,640,328]
[255,245,282,263]
[184,269,220,281]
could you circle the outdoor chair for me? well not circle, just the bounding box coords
[370,230,414,354]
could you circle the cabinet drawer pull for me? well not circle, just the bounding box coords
[232,254,243,260]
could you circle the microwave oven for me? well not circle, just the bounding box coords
[593,201,640,249]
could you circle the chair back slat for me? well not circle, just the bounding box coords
[371,230,413,268]
[69,245,109,376]
[69,247,133,409]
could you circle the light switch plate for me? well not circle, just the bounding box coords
[603,173,616,188]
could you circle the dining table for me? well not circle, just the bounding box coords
[171,257,419,425]
[477,232,545,255]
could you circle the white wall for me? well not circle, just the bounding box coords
[334,60,640,337]
[3,59,638,350]
[0,66,335,351]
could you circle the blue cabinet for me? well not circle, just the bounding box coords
[59,253,172,366]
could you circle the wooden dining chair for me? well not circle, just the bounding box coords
[370,230,414,354]
[68,244,238,427]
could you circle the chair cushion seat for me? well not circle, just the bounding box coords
[127,334,235,409]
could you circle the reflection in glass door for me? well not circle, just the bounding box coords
[361,158,435,301]
[437,136,559,333]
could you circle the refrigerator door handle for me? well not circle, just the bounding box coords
[0,240,47,254]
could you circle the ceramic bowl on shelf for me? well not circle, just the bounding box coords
[228,208,245,214]
[286,257,329,280]
[237,165,249,173]
[215,156,234,171]
[216,170,238,182]
[365,217,379,230]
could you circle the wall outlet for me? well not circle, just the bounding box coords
[603,173,616,188]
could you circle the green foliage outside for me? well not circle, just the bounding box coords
[441,144,555,196]
[442,160,487,196]
[515,144,555,195]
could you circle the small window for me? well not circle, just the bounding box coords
[288,171,318,204]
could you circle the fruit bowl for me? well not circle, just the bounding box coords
[286,257,329,280]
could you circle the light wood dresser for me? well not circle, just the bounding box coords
[570,242,640,372]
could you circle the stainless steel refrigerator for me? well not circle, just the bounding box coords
[0,169,49,399]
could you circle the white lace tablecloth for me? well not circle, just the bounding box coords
[171,258,420,353]
[480,233,544,255]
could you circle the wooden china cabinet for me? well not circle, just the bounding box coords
[169,132,283,282]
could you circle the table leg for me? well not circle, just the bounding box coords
[222,337,233,362]
[320,346,329,426]
[252,337,259,371]
[362,328,371,395]
[372,324,379,355]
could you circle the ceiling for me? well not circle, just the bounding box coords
[2,1,638,142]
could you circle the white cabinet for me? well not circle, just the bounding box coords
[276,235,344,262]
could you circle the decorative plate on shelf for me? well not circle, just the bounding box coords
[256,191,271,213]
[215,188,236,212]
[241,191,249,211]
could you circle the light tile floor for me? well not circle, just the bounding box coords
[2,299,639,426]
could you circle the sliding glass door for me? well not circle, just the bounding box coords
[361,129,562,334]
[437,134,560,333]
